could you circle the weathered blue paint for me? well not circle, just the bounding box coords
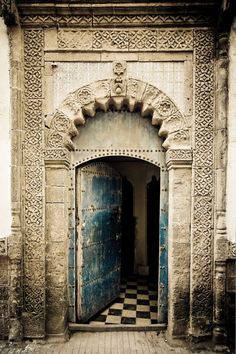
[77,163,122,322]
[158,169,168,323]
[68,171,76,322]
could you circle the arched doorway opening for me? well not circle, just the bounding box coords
[75,156,164,326]
[45,75,193,336]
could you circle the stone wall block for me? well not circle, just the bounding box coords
[46,286,67,335]
[172,223,191,243]
[11,166,21,204]
[11,130,22,167]
[215,169,227,211]
[214,129,227,169]
[11,88,22,129]
[45,186,66,203]
[11,65,22,91]
[45,204,68,242]
[46,167,68,187]
[46,243,67,287]
[171,243,190,270]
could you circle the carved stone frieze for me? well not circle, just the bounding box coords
[20,14,214,28]
[44,148,70,165]
[23,29,45,338]
[56,29,194,51]
[166,148,192,168]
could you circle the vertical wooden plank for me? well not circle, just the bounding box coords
[68,167,76,322]
[77,163,122,322]
[158,168,169,323]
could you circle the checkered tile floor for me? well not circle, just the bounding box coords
[89,276,158,326]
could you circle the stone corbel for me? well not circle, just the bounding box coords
[166,148,192,169]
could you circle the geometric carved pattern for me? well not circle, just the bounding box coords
[57,29,193,51]
[23,29,45,338]
[20,14,214,28]
[191,29,215,335]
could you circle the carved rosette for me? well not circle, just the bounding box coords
[45,78,189,151]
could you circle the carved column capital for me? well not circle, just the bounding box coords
[44,148,71,168]
[166,148,192,169]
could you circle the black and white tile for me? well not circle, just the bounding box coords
[89,276,158,326]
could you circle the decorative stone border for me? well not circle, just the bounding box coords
[21,26,216,340]
[20,15,215,28]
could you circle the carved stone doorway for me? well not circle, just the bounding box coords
[44,76,192,337]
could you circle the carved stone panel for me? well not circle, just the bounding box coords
[23,29,45,338]
[190,29,215,336]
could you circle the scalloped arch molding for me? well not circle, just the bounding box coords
[45,78,190,151]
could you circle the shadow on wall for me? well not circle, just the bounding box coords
[0,237,9,339]
[226,256,236,351]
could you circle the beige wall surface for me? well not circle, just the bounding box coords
[0,18,11,238]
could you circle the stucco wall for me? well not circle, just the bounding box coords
[227,17,236,244]
[0,18,11,238]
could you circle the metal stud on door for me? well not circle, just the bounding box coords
[76,162,122,322]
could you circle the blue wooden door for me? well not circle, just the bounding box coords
[158,169,168,323]
[76,162,122,322]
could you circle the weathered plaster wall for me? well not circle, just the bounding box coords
[227,17,236,244]
[53,62,185,113]
[0,18,11,238]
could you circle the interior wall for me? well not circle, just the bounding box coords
[109,161,160,275]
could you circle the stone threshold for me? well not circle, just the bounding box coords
[68,323,167,332]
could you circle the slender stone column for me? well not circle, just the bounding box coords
[45,150,70,337]
[166,149,192,338]
[8,25,24,341]
[213,31,229,347]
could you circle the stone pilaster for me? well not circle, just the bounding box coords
[45,149,70,337]
[166,149,192,337]
[8,25,23,341]
[213,31,229,348]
